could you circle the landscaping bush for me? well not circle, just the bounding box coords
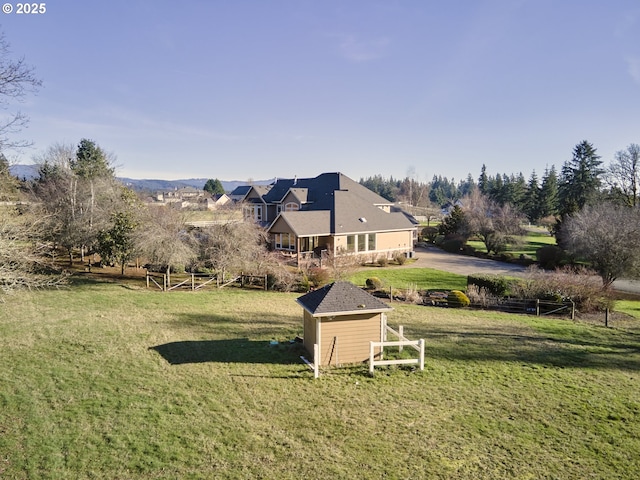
[307,267,330,288]
[466,284,498,308]
[421,226,439,243]
[536,245,565,270]
[447,290,470,308]
[467,274,512,296]
[440,234,466,253]
[365,277,384,290]
[510,266,612,313]
[377,256,389,267]
[393,251,407,265]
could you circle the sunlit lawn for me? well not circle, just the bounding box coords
[467,227,557,256]
[348,267,467,291]
[1,279,639,479]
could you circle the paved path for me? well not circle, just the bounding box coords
[409,245,527,276]
[408,245,640,296]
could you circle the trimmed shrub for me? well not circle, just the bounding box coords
[421,226,439,243]
[365,277,384,290]
[467,274,512,296]
[441,234,466,253]
[447,290,470,308]
[536,245,565,270]
[377,256,389,267]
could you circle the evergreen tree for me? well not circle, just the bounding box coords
[539,165,559,218]
[438,204,466,236]
[204,178,225,195]
[559,140,604,217]
[478,164,489,194]
[524,170,541,223]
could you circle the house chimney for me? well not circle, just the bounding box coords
[293,175,297,185]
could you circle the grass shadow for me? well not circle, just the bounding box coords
[422,329,640,371]
[150,338,306,365]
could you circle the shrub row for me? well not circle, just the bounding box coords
[467,274,513,296]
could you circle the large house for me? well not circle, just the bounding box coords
[231,172,417,264]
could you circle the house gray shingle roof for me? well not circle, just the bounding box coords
[266,172,415,236]
[296,281,392,317]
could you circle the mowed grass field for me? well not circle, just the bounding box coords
[1,279,640,479]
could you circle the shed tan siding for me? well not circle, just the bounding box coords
[303,310,317,358]
[319,313,382,366]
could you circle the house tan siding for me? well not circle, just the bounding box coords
[319,313,382,366]
[269,216,295,235]
[375,230,413,252]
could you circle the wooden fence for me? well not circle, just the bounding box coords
[145,271,268,292]
[369,324,425,375]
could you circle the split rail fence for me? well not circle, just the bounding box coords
[145,272,268,292]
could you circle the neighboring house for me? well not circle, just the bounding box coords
[151,187,231,210]
[231,172,417,263]
[207,193,232,210]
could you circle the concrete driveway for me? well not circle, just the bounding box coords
[410,245,527,276]
[409,245,640,296]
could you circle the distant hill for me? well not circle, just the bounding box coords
[8,164,39,180]
[9,164,273,193]
[119,177,274,193]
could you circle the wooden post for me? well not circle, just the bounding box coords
[369,341,375,375]
[163,274,167,292]
[313,343,319,379]
[570,300,575,320]
[605,308,609,327]
[399,325,404,353]
[389,286,393,302]
[264,275,268,290]
[191,273,195,291]
[241,272,244,288]
[536,299,540,316]
[419,339,425,371]
[146,272,149,289]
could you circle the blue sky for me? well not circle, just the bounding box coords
[3,0,639,182]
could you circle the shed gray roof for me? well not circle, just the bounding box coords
[296,281,392,317]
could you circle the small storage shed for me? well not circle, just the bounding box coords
[296,281,393,366]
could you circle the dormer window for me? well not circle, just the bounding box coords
[284,202,299,212]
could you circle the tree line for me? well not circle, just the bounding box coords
[360,139,639,225]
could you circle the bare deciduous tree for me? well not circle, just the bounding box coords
[560,203,640,289]
[193,206,268,280]
[606,143,640,207]
[31,141,120,265]
[0,205,66,296]
[0,32,42,153]
[135,206,197,278]
[462,188,525,255]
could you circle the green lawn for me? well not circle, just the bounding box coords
[348,267,467,290]
[467,227,557,257]
[1,280,639,479]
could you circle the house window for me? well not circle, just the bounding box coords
[346,235,356,252]
[368,233,376,251]
[243,205,263,222]
[300,236,318,252]
[284,202,299,212]
[358,234,366,252]
[276,205,282,215]
[275,233,295,251]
